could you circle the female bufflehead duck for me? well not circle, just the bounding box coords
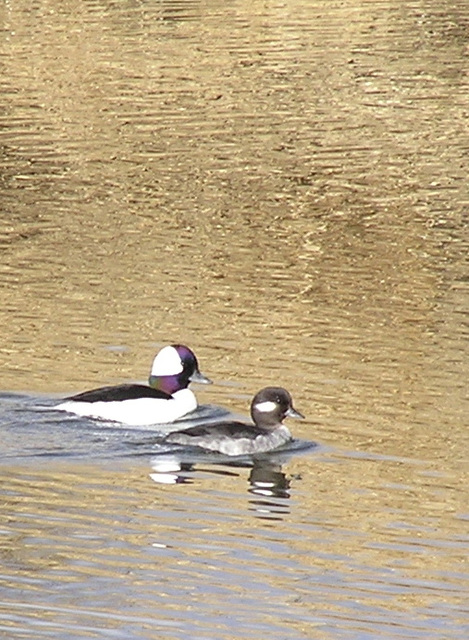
[55,344,211,426]
[164,387,304,456]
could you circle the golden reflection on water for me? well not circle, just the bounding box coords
[0,1,468,636]
[1,455,466,636]
[0,2,466,448]
[0,0,467,462]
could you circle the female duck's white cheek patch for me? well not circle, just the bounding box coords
[254,401,277,413]
[151,346,184,376]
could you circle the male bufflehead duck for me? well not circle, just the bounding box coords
[164,386,304,456]
[55,344,211,426]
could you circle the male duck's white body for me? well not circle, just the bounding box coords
[164,387,304,456]
[55,345,211,426]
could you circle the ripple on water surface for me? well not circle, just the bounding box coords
[0,0,468,638]
[0,391,467,639]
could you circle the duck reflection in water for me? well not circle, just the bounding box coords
[148,455,291,521]
[149,439,317,513]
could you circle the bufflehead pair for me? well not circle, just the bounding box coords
[56,345,305,455]
[56,345,211,426]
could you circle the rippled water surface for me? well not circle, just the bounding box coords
[1,0,468,638]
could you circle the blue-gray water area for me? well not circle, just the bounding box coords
[0,390,237,460]
[1,389,316,495]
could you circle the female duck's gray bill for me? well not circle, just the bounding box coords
[190,369,212,384]
[287,406,305,420]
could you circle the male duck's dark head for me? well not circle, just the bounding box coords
[149,344,211,395]
[250,387,304,430]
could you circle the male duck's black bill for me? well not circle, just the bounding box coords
[190,369,212,385]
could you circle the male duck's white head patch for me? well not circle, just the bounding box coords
[151,345,184,376]
[254,400,277,413]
